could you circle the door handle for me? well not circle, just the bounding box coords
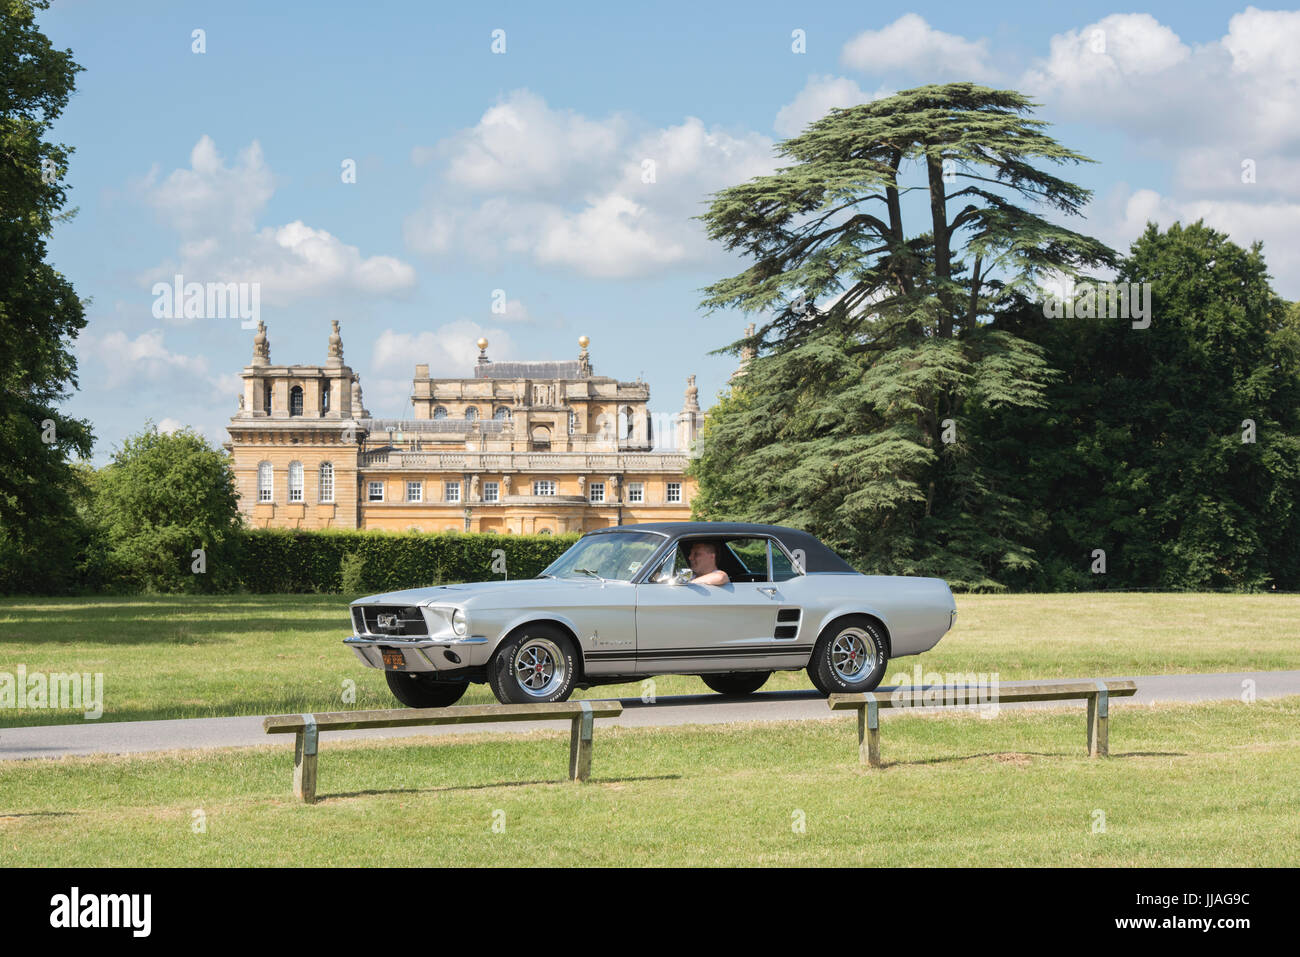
[758,587,778,598]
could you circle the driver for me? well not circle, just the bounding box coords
[687,541,730,586]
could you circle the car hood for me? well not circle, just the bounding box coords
[352,578,620,607]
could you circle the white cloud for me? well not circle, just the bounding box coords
[85,329,211,389]
[140,136,416,304]
[533,194,684,277]
[425,89,627,195]
[143,137,273,235]
[367,321,517,412]
[774,75,891,137]
[1023,10,1300,166]
[494,298,532,323]
[1019,8,1300,295]
[1085,184,1300,287]
[840,14,999,81]
[404,92,778,278]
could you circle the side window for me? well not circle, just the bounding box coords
[648,545,691,583]
[770,542,803,581]
[725,537,770,581]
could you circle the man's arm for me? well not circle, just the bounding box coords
[692,569,730,585]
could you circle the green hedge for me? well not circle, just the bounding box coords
[233,529,580,594]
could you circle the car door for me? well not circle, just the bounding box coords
[633,536,805,674]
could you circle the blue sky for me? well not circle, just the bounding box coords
[39,1,1299,462]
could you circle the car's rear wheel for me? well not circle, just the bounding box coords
[701,671,771,696]
[808,615,888,696]
[488,625,578,704]
[385,669,469,708]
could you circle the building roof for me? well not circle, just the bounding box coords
[474,360,584,380]
[589,521,859,574]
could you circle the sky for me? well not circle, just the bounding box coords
[36,0,1300,463]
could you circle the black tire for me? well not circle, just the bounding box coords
[385,669,469,708]
[488,624,579,704]
[807,615,889,696]
[701,671,771,696]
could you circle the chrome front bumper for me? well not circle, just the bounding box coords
[344,635,489,673]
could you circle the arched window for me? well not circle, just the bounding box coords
[289,386,304,417]
[320,385,330,415]
[288,461,304,502]
[433,406,448,419]
[257,462,273,502]
[318,462,334,503]
[263,383,272,414]
[493,406,510,420]
[530,426,551,451]
[465,406,478,421]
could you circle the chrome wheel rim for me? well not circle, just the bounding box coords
[831,628,877,682]
[512,637,567,698]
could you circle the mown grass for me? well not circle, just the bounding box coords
[1,592,1298,726]
[1,697,1296,866]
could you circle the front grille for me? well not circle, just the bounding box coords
[356,605,428,637]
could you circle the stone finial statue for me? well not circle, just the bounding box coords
[470,474,480,499]
[502,474,512,493]
[328,319,343,361]
[252,320,270,363]
[351,374,369,418]
[607,474,620,489]
[684,374,700,412]
[577,475,586,490]
[238,393,245,411]
[578,335,591,377]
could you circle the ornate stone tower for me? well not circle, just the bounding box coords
[675,374,704,452]
[225,322,366,528]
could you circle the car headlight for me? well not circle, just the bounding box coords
[452,608,468,636]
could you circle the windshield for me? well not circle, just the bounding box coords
[540,531,666,582]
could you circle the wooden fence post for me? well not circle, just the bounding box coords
[568,700,594,781]
[293,714,319,804]
[857,698,881,768]
[1088,682,1110,757]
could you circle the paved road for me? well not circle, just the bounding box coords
[2,670,1297,762]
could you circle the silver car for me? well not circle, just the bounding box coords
[345,521,957,707]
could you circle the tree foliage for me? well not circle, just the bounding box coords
[91,426,243,592]
[693,84,1114,588]
[997,222,1300,590]
[0,0,92,589]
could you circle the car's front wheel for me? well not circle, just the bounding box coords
[808,615,888,696]
[488,625,578,704]
[385,669,469,708]
[701,671,771,696]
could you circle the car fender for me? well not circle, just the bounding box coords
[492,610,585,660]
[808,603,894,656]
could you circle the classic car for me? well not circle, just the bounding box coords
[345,521,957,707]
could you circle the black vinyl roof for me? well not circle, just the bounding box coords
[588,521,859,574]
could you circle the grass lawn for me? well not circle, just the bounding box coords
[1,592,1298,726]
[1,697,1296,866]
